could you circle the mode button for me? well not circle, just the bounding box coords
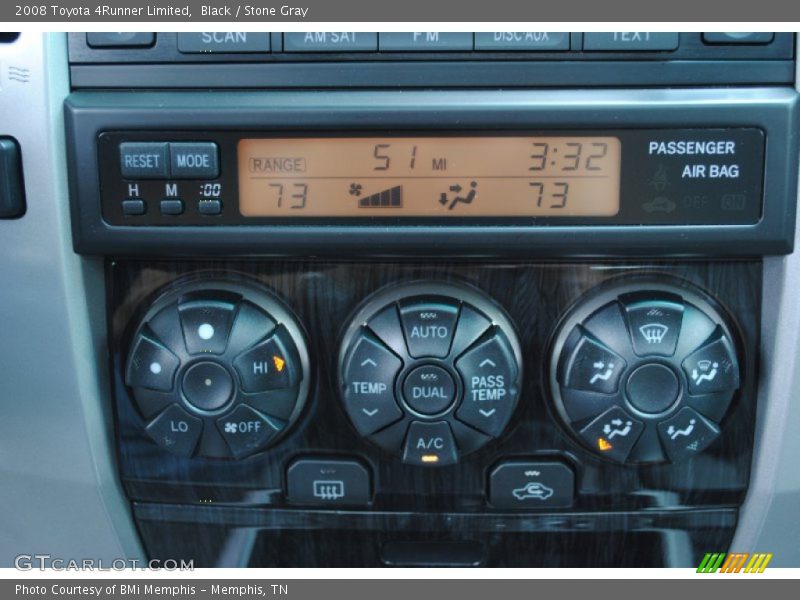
[170,142,219,179]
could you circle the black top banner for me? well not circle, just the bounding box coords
[3,0,800,22]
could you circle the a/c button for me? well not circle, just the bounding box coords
[402,421,458,467]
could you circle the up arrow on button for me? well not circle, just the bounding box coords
[479,358,497,368]
[361,358,378,367]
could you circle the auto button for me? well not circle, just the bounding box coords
[399,297,459,358]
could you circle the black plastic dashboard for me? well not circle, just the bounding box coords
[57,30,798,567]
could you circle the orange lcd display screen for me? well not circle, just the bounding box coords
[237,136,621,217]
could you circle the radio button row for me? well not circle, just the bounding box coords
[342,333,403,436]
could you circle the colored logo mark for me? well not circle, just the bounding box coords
[697,552,772,573]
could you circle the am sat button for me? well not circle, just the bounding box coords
[145,404,202,457]
[489,460,575,509]
[126,332,180,392]
[402,421,458,467]
[682,328,740,395]
[216,404,283,459]
[621,294,684,357]
[286,458,372,506]
[399,297,459,358]
[342,332,404,436]
[233,325,301,393]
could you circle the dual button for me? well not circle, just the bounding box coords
[119,141,219,179]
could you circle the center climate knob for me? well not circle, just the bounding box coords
[339,281,523,467]
[403,365,456,415]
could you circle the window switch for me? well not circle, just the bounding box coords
[0,137,25,218]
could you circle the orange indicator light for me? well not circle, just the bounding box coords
[421,455,440,463]
[273,355,286,372]
[597,437,613,452]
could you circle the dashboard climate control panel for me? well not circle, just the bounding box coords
[550,282,741,464]
[124,279,310,459]
[338,282,523,466]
